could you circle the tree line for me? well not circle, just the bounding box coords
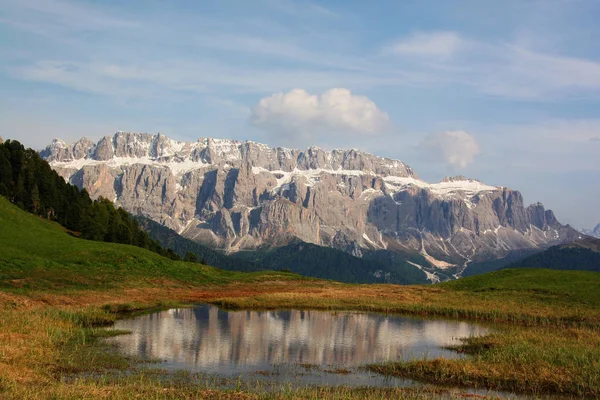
[0,139,181,260]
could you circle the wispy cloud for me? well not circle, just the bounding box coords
[391,31,464,58]
[2,0,139,34]
[9,59,404,100]
[4,0,599,105]
[473,43,600,99]
[386,30,600,100]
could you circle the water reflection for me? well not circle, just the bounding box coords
[109,305,488,379]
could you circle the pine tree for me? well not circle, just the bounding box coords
[31,183,40,213]
[184,252,199,263]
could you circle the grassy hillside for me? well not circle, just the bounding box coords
[0,195,298,292]
[0,140,176,259]
[441,267,600,307]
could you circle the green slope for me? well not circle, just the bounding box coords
[441,268,600,307]
[0,139,179,259]
[0,196,296,292]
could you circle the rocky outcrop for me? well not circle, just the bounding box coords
[42,132,579,274]
[40,138,95,162]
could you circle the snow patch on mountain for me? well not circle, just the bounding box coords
[41,132,580,275]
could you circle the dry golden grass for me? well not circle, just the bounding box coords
[209,281,598,327]
[1,273,599,398]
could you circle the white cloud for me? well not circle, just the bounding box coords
[419,131,481,169]
[250,88,390,145]
[392,31,463,57]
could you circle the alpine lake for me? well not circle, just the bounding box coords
[105,304,509,395]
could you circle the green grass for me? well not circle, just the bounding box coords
[441,267,600,307]
[0,196,303,292]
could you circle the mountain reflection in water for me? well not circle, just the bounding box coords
[108,305,488,375]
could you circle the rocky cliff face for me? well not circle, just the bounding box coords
[42,132,579,277]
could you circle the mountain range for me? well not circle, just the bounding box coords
[582,224,600,239]
[41,132,581,281]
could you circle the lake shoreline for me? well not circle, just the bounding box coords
[2,270,599,399]
[106,304,490,389]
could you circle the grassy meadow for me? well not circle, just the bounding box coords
[1,196,599,399]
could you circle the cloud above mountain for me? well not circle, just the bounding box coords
[250,88,390,146]
[419,131,481,169]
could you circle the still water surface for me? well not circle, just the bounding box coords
[108,305,489,387]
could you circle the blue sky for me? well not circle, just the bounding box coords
[1,0,599,229]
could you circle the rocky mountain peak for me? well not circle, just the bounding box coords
[440,175,486,184]
[43,131,419,178]
[442,175,467,182]
[42,131,578,279]
[52,138,67,147]
[40,137,95,162]
[581,224,600,238]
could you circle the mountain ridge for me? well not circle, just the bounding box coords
[582,223,600,238]
[42,132,580,279]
